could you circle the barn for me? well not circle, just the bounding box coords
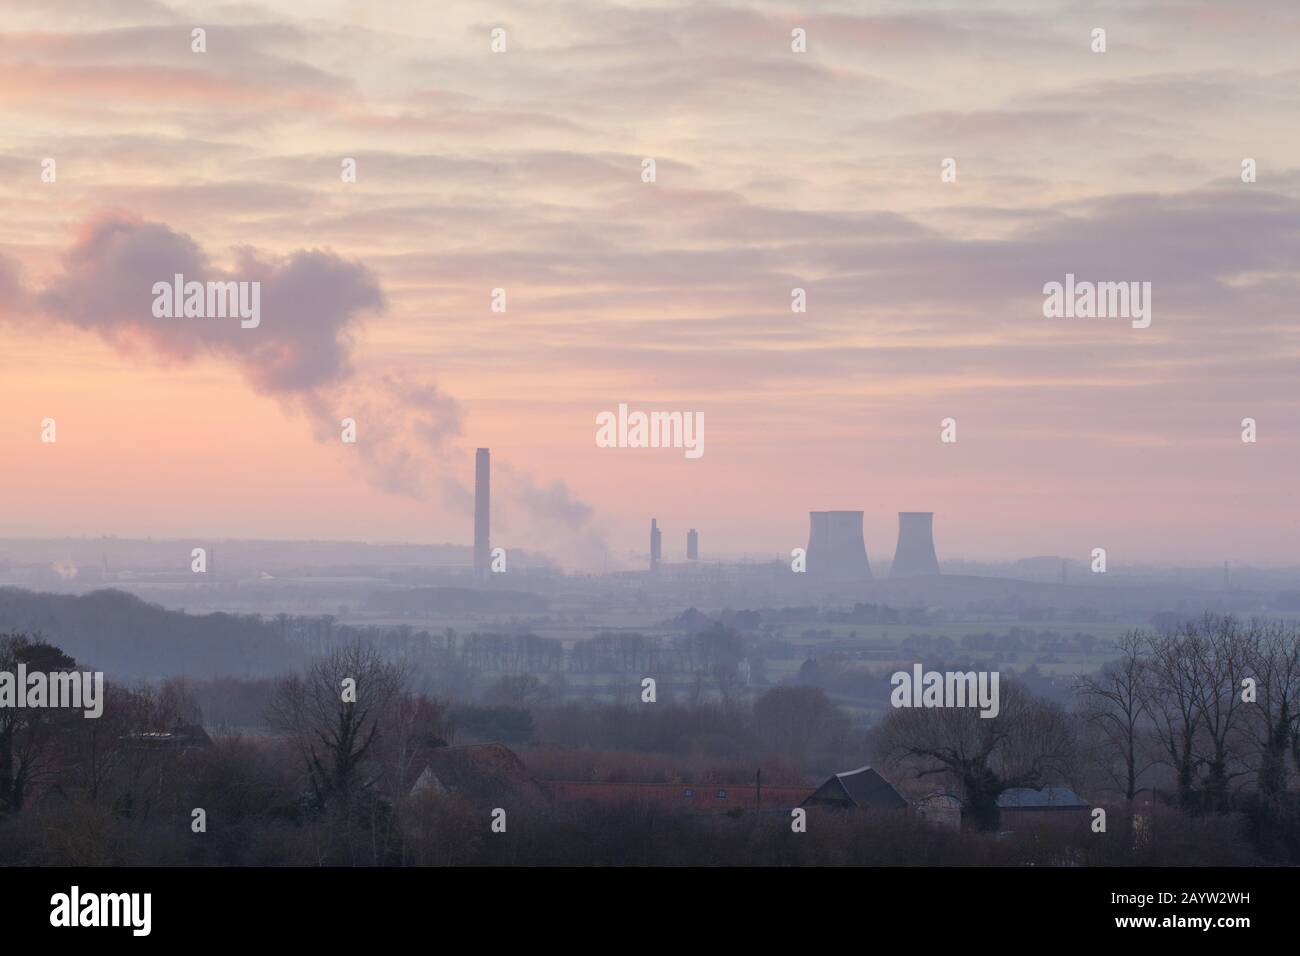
[996,786,1089,830]
[801,766,908,810]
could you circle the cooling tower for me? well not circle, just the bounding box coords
[474,448,490,577]
[890,512,941,577]
[807,511,872,581]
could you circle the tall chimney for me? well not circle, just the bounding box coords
[687,528,699,560]
[890,512,940,577]
[650,518,662,571]
[806,511,872,581]
[474,448,490,577]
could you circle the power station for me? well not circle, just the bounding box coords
[891,511,941,577]
[474,448,490,578]
[468,447,936,583]
[807,511,872,581]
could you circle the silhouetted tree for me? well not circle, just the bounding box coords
[752,686,849,760]
[1077,631,1150,801]
[268,642,403,819]
[879,680,1075,831]
[0,634,82,813]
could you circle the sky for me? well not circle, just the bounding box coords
[1,0,1298,569]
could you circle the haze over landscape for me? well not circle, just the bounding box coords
[2,0,1300,888]
[2,0,1299,567]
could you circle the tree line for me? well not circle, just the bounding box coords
[2,613,1299,864]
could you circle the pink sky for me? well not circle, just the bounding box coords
[1,0,1299,568]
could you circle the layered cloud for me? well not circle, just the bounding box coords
[30,215,378,393]
[1,0,1298,562]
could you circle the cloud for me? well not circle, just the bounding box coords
[495,462,609,568]
[0,252,25,311]
[4,212,607,565]
[5,214,467,497]
[500,461,595,526]
[33,213,380,394]
[309,375,463,497]
[7,0,1300,562]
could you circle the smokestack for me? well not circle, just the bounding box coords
[891,512,940,577]
[650,519,662,571]
[806,511,872,581]
[687,529,699,560]
[474,448,490,577]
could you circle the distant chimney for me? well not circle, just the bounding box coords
[687,528,699,561]
[474,449,490,577]
[650,519,662,571]
[890,512,940,577]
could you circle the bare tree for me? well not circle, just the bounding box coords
[66,683,135,804]
[1140,615,1259,812]
[878,679,1075,831]
[1246,619,1300,800]
[0,635,83,813]
[157,677,203,729]
[268,642,404,819]
[1186,615,1253,811]
[1076,631,1151,802]
[1140,627,1203,809]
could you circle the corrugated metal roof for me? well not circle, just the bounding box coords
[997,786,1086,808]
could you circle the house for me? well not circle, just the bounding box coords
[409,744,818,814]
[409,743,548,809]
[801,766,908,810]
[28,724,214,811]
[121,724,214,752]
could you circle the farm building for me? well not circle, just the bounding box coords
[997,786,1089,829]
[410,743,549,809]
[916,786,1089,830]
[801,766,908,810]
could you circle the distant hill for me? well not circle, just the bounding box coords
[0,587,298,680]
